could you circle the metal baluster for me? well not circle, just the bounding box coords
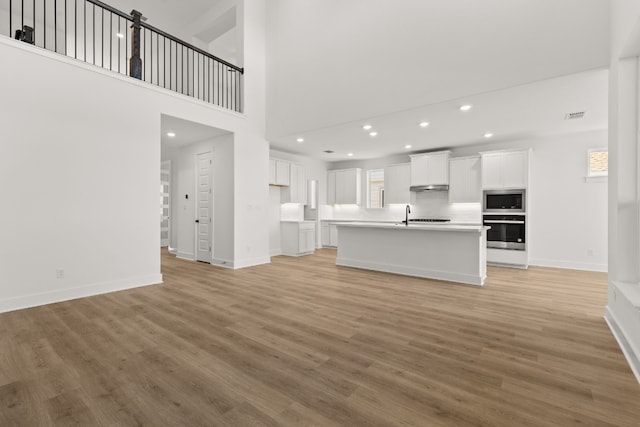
[74,0,77,58]
[54,0,57,52]
[44,0,46,48]
[92,3,95,64]
[83,0,86,61]
[101,8,103,67]
[109,12,112,70]
[64,0,67,55]
[156,33,159,86]
[117,16,120,72]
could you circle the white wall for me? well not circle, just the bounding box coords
[326,130,608,272]
[0,0,268,312]
[269,186,282,255]
[605,0,640,382]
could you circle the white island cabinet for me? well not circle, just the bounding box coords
[336,223,488,286]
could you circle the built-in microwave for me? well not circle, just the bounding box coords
[483,189,526,213]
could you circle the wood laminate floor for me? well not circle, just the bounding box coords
[1,249,639,426]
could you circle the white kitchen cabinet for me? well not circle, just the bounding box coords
[327,168,362,205]
[321,222,339,247]
[481,150,529,189]
[327,171,336,205]
[269,159,290,186]
[449,156,481,203]
[281,222,316,256]
[384,163,412,204]
[410,151,451,186]
[282,163,306,203]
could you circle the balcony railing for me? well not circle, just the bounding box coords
[1,0,244,112]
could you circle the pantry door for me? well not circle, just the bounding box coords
[196,151,213,263]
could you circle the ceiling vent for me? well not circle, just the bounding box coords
[323,150,335,154]
[564,111,586,120]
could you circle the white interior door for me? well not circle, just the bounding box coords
[160,161,171,248]
[196,152,213,262]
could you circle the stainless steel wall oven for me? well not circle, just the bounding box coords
[483,215,526,250]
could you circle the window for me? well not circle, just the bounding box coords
[588,148,608,177]
[367,169,384,208]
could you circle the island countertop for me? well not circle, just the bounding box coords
[334,222,488,232]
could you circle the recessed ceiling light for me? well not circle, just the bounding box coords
[116,33,124,38]
[369,131,378,137]
[419,121,429,128]
[405,144,412,149]
[362,124,372,131]
[167,132,176,137]
[484,132,494,138]
[347,153,354,157]
[459,104,472,111]
[296,137,304,143]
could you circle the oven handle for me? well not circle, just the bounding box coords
[483,220,525,224]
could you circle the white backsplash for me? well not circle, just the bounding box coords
[280,203,304,221]
[323,191,482,224]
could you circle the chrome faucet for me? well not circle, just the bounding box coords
[404,204,411,225]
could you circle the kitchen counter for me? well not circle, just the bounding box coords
[332,221,485,232]
[336,222,489,286]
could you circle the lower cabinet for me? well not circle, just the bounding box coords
[321,222,339,247]
[281,222,316,256]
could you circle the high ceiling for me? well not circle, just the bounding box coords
[114,0,610,160]
[265,0,610,159]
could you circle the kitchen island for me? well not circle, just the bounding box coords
[336,222,489,286]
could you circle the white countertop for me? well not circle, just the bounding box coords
[335,221,488,232]
[321,219,481,226]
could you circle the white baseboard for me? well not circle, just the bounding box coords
[270,249,282,256]
[0,274,163,314]
[211,258,234,269]
[168,247,178,255]
[211,256,270,269]
[605,306,640,383]
[177,251,195,261]
[529,257,607,272]
[336,257,484,286]
[234,256,271,269]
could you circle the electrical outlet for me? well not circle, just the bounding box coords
[56,268,64,279]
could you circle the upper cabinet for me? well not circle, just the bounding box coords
[270,158,306,203]
[410,151,451,186]
[481,150,529,189]
[327,168,362,205]
[269,159,290,186]
[282,163,307,204]
[449,156,481,203]
[384,163,412,205]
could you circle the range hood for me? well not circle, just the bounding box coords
[409,184,449,192]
